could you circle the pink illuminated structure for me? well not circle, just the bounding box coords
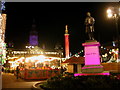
[64,25,70,59]
[74,41,110,76]
[82,42,100,65]
[81,41,104,73]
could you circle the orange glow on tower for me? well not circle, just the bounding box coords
[64,25,70,58]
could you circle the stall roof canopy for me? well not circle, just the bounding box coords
[63,56,84,64]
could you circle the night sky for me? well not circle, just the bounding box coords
[4,2,120,55]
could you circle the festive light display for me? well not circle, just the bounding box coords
[0,2,6,89]
[10,55,62,69]
[11,51,59,55]
[0,0,6,65]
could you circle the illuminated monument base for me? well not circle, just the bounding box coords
[74,71,110,76]
[82,65,103,73]
[74,40,110,76]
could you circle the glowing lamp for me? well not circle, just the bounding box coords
[107,9,113,18]
[108,13,113,18]
[107,9,112,14]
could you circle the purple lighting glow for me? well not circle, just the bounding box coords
[29,35,38,46]
[29,23,38,46]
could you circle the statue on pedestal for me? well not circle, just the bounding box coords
[85,12,95,40]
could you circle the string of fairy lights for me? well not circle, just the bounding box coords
[70,50,84,57]
[0,0,6,65]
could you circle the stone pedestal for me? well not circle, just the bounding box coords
[74,40,110,76]
[82,40,103,73]
[82,65,103,73]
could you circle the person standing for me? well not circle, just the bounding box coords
[60,66,67,75]
[16,66,20,79]
[2,66,4,72]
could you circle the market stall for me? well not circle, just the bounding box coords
[13,55,61,79]
[15,69,60,79]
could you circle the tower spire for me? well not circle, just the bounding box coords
[32,18,36,28]
[29,18,38,46]
[65,25,68,34]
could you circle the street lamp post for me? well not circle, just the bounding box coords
[107,6,120,62]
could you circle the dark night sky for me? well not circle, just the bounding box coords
[4,2,120,55]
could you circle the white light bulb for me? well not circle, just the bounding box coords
[108,13,112,18]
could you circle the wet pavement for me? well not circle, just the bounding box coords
[2,72,45,90]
